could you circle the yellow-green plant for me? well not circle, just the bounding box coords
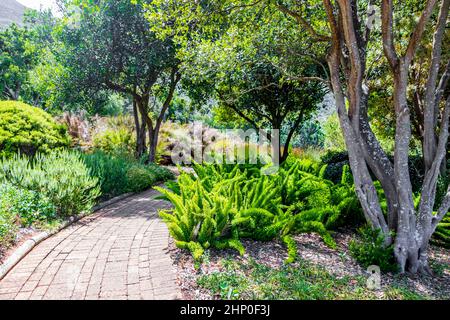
[0,101,70,157]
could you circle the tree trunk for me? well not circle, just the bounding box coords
[133,97,147,158]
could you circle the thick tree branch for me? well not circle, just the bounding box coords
[435,185,450,227]
[276,3,331,42]
[404,0,439,66]
[435,60,450,107]
[423,0,449,171]
[421,96,450,227]
[381,0,399,69]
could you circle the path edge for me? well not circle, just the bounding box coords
[0,192,135,281]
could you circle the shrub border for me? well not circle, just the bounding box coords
[0,192,134,281]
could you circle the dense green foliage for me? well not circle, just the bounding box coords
[82,151,174,200]
[349,227,398,273]
[0,151,100,217]
[0,183,56,227]
[0,192,17,248]
[432,214,450,249]
[156,160,365,262]
[0,101,70,157]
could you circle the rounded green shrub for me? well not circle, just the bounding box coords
[0,101,70,157]
[125,165,156,193]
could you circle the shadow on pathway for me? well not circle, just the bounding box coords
[0,189,180,300]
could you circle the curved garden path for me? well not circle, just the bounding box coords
[0,189,181,300]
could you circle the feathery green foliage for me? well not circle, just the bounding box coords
[157,159,364,262]
[432,213,450,249]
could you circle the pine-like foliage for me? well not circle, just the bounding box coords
[432,213,450,248]
[155,160,363,263]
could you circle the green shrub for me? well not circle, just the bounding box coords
[126,165,156,192]
[0,183,56,226]
[0,203,17,248]
[82,151,174,200]
[82,151,130,200]
[156,162,339,263]
[0,101,70,157]
[0,151,101,217]
[92,127,134,157]
[91,115,135,157]
[349,227,398,272]
[323,114,346,152]
[432,213,450,249]
[320,150,349,184]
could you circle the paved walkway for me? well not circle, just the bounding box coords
[0,189,181,300]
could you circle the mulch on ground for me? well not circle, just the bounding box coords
[169,229,450,300]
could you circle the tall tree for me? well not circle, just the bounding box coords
[155,0,450,274]
[277,0,449,273]
[149,1,326,163]
[59,0,181,161]
[0,23,39,101]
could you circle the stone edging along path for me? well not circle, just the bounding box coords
[0,192,134,281]
[0,188,181,300]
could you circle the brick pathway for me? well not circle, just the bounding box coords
[0,189,181,300]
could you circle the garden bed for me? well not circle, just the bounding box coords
[169,229,450,300]
[0,227,38,264]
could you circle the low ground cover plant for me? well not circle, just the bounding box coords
[196,258,426,300]
[349,227,398,273]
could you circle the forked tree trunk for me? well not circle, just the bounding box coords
[319,0,450,273]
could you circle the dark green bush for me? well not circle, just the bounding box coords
[0,101,70,157]
[82,151,174,200]
[125,165,157,192]
[349,227,398,272]
[320,150,349,184]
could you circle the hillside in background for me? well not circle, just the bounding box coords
[0,0,27,28]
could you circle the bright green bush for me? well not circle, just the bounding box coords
[0,151,101,217]
[349,227,398,272]
[92,127,134,157]
[126,163,174,193]
[91,115,135,157]
[82,151,130,200]
[0,101,70,157]
[0,183,56,226]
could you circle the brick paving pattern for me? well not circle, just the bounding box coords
[0,189,181,300]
